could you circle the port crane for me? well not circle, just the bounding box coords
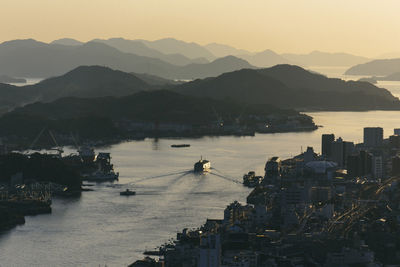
[28,127,64,157]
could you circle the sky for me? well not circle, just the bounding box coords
[2,0,400,57]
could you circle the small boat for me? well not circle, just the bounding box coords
[243,171,262,187]
[120,189,136,196]
[194,156,211,173]
[171,144,190,148]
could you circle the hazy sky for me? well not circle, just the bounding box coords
[2,0,400,57]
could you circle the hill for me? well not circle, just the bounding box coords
[345,58,400,76]
[205,43,251,58]
[30,66,150,102]
[0,66,153,111]
[283,51,370,67]
[238,50,293,68]
[0,39,174,78]
[139,38,215,60]
[173,65,399,110]
[92,38,208,66]
[0,39,252,80]
[173,56,254,80]
[131,73,183,86]
[0,90,314,143]
[51,38,84,46]
[10,90,286,122]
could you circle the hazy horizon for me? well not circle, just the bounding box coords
[3,0,400,58]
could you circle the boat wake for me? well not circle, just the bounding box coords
[132,170,192,184]
[209,168,242,185]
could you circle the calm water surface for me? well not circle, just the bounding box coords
[1,67,400,266]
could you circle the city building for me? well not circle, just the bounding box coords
[321,134,335,158]
[199,234,221,267]
[264,157,281,184]
[389,134,400,149]
[303,146,316,163]
[372,155,383,179]
[331,137,354,167]
[346,150,372,178]
[363,127,383,147]
[392,156,400,176]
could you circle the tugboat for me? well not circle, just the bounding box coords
[194,156,211,173]
[120,189,136,196]
[243,171,262,187]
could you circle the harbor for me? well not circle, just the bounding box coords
[134,126,400,266]
[1,111,400,265]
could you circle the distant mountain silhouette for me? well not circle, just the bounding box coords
[0,66,152,112]
[51,38,84,46]
[345,58,400,76]
[237,50,293,67]
[31,66,150,102]
[1,64,397,115]
[282,51,370,67]
[172,56,254,80]
[0,39,251,79]
[139,38,216,60]
[205,44,367,67]
[173,65,399,110]
[205,43,252,57]
[92,38,209,66]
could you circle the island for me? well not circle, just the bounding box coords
[0,90,317,150]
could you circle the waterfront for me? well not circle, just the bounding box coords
[0,110,399,266]
[1,66,400,266]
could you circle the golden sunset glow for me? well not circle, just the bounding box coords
[2,0,400,56]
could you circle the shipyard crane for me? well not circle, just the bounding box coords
[28,127,64,157]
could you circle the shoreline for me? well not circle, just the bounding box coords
[6,125,318,151]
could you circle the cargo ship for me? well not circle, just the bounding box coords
[194,157,211,172]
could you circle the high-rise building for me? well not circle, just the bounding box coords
[322,134,335,158]
[389,135,400,149]
[363,127,383,147]
[331,138,344,167]
[392,156,400,176]
[347,151,372,178]
[372,155,383,179]
[331,137,354,167]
